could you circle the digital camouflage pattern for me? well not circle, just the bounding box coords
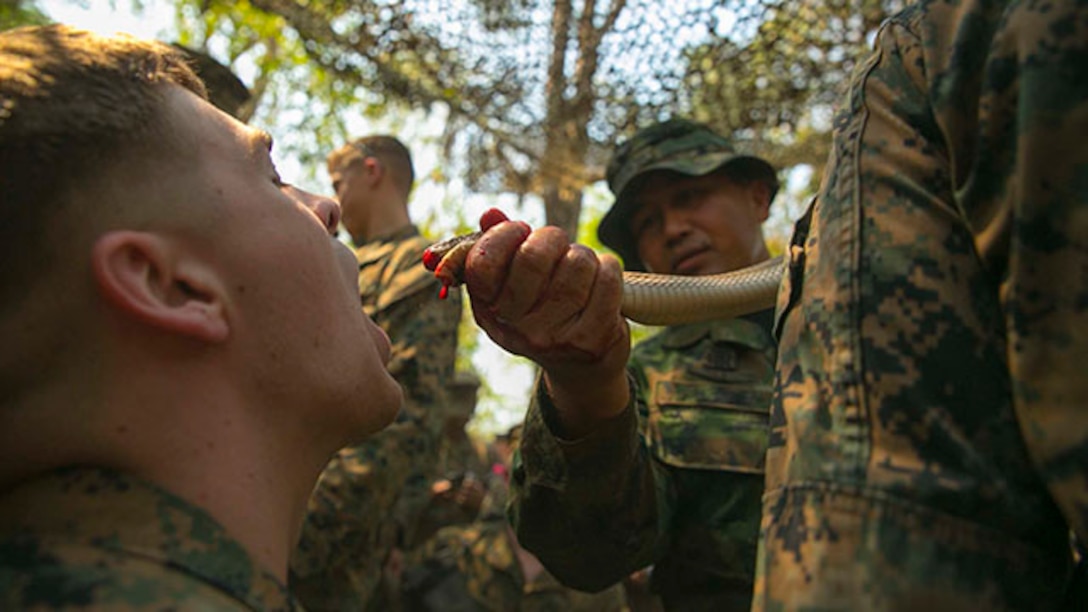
[408,431,499,550]
[400,516,628,612]
[0,467,298,611]
[356,226,463,433]
[405,372,489,549]
[291,224,462,610]
[756,1,1088,609]
[290,420,433,610]
[510,312,775,610]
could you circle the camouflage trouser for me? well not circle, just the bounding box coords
[755,1,1088,609]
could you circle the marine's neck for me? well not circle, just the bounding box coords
[0,374,331,583]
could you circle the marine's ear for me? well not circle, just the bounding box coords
[91,231,229,342]
[362,155,385,187]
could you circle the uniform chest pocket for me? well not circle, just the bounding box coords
[648,380,772,474]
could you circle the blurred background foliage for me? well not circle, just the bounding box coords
[11,0,905,433]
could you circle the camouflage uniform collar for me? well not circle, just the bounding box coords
[659,310,775,350]
[358,223,420,248]
[0,467,299,611]
[354,224,421,267]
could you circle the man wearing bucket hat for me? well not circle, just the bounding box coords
[597,119,779,274]
[503,118,780,610]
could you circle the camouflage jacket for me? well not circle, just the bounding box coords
[356,224,462,430]
[511,313,775,611]
[757,1,1088,609]
[0,467,298,611]
[291,224,462,610]
[400,517,628,612]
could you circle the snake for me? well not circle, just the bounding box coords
[422,231,784,326]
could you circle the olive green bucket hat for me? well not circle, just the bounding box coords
[598,119,778,271]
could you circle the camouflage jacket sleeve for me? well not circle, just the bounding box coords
[971,1,1088,544]
[508,373,660,593]
[757,1,1088,608]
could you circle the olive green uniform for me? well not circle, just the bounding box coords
[511,312,775,610]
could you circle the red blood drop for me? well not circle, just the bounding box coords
[422,248,442,271]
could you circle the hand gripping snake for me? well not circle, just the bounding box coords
[422,230,784,327]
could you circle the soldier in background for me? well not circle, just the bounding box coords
[291,135,463,610]
[453,118,781,610]
[755,1,1088,609]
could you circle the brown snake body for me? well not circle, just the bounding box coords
[619,255,783,325]
[422,231,783,326]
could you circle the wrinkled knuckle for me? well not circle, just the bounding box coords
[535,225,570,243]
[525,328,561,354]
[565,244,598,272]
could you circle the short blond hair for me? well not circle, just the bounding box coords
[327,134,415,197]
[0,24,206,306]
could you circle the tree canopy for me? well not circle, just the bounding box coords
[166,0,904,237]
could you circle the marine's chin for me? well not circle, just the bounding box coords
[368,385,404,435]
[339,384,403,446]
